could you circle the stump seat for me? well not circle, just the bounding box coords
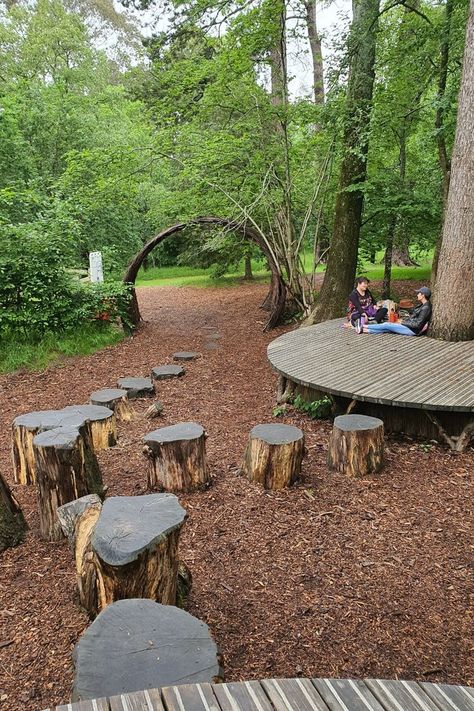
[72,598,223,701]
[117,377,154,399]
[90,388,133,421]
[151,365,185,380]
[172,351,200,361]
[34,425,104,541]
[241,423,305,489]
[12,405,115,485]
[144,423,209,492]
[327,414,384,477]
[64,494,187,617]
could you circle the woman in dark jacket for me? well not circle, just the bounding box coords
[348,276,387,325]
[360,287,432,336]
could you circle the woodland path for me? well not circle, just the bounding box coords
[0,282,472,711]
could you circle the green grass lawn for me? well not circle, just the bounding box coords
[136,253,432,288]
[0,322,124,373]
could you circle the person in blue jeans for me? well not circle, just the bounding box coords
[359,287,432,336]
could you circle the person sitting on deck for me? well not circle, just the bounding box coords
[348,276,388,328]
[358,286,432,336]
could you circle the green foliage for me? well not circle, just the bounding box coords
[292,394,333,420]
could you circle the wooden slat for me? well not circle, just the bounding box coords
[365,679,440,710]
[161,683,220,711]
[260,678,329,710]
[109,688,165,710]
[213,680,273,710]
[55,700,110,711]
[420,682,474,710]
[312,678,385,710]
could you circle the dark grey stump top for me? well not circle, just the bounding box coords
[90,388,129,407]
[250,423,304,445]
[33,427,81,449]
[14,405,114,432]
[117,377,154,398]
[144,423,204,446]
[91,494,187,566]
[172,351,200,361]
[334,414,384,432]
[72,599,222,701]
[151,365,185,380]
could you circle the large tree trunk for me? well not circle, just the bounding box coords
[0,472,27,553]
[304,0,325,104]
[305,0,380,324]
[431,0,474,341]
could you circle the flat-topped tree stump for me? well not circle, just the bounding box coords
[327,414,384,477]
[144,423,209,492]
[90,388,134,422]
[117,376,154,399]
[12,405,115,486]
[0,471,27,553]
[172,351,200,361]
[151,365,185,381]
[241,424,305,490]
[72,598,223,701]
[76,494,187,617]
[34,426,104,541]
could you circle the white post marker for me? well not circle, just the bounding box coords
[89,252,104,283]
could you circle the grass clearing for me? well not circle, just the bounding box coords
[0,322,124,374]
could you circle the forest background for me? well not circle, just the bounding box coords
[0,0,470,369]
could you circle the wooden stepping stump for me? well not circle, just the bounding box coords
[0,471,27,553]
[33,426,104,541]
[327,414,384,477]
[172,351,200,361]
[241,424,305,490]
[72,598,223,701]
[90,388,134,422]
[151,364,185,381]
[12,406,116,485]
[144,423,209,492]
[117,376,154,399]
[76,494,187,617]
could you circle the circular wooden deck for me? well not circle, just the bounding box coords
[268,320,474,413]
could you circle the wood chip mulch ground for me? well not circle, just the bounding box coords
[0,281,472,711]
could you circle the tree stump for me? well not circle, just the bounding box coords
[151,365,185,380]
[72,598,223,701]
[327,414,384,477]
[143,423,209,492]
[116,376,154,399]
[90,388,134,422]
[75,494,188,616]
[33,426,104,541]
[57,494,102,549]
[144,401,164,419]
[172,351,200,361]
[0,471,27,553]
[241,424,305,489]
[12,406,116,485]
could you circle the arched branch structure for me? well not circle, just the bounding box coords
[123,217,286,331]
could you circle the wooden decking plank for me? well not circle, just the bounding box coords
[109,688,165,711]
[420,682,474,710]
[365,679,440,710]
[161,683,220,711]
[213,680,273,710]
[260,677,329,710]
[311,678,385,710]
[55,700,110,711]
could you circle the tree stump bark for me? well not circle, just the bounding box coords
[144,423,209,492]
[90,388,134,422]
[327,414,384,477]
[0,471,27,553]
[72,599,223,701]
[12,405,116,485]
[76,494,188,617]
[241,424,305,489]
[33,426,104,541]
[116,377,154,399]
